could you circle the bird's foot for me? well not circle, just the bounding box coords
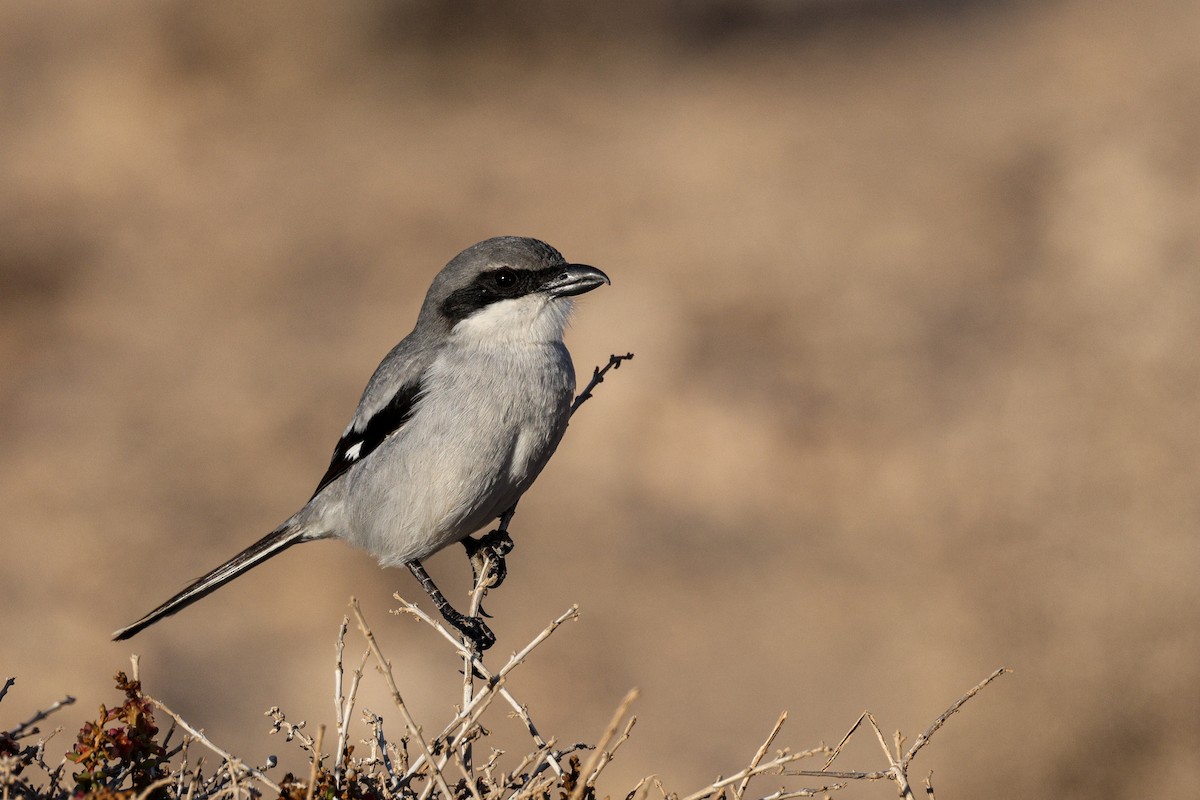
[444,609,496,652]
[407,558,497,651]
[463,528,515,591]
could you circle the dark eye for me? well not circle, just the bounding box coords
[493,268,517,289]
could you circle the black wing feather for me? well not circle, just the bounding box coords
[311,380,424,498]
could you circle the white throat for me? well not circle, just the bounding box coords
[451,294,573,346]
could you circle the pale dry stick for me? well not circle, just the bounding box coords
[228,754,241,800]
[333,618,348,759]
[629,774,657,800]
[306,724,326,800]
[566,688,639,800]
[586,714,637,788]
[354,717,397,800]
[733,712,788,800]
[433,600,579,737]
[412,648,545,800]
[423,672,512,790]
[173,736,192,799]
[792,668,1009,791]
[756,783,847,800]
[524,742,591,787]
[449,747,487,800]
[481,747,504,790]
[901,667,1010,769]
[510,766,559,800]
[350,598,456,800]
[396,601,579,780]
[266,707,316,749]
[1,756,17,800]
[865,712,916,800]
[414,767,444,800]
[814,668,1012,793]
[334,649,369,781]
[924,770,936,800]
[784,768,889,780]
[361,708,398,790]
[142,694,281,793]
[460,517,510,777]
[503,736,593,792]
[821,711,866,772]
[679,747,836,800]
[500,736,548,792]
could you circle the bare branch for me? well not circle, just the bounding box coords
[571,353,634,415]
[351,597,456,800]
[680,748,833,800]
[568,688,639,800]
[865,712,915,800]
[305,724,326,800]
[395,598,579,780]
[7,695,76,740]
[902,667,1011,768]
[143,692,281,793]
[734,712,787,800]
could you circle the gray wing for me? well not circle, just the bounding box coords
[310,333,438,498]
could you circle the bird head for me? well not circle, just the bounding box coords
[420,237,610,343]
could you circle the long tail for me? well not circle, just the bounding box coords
[112,524,311,641]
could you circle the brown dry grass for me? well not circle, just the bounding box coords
[2,1,1198,798]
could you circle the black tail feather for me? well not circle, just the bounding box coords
[112,525,308,641]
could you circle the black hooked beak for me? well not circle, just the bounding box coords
[543,263,611,298]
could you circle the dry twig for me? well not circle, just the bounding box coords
[351,598,456,800]
[568,688,639,800]
[143,693,281,793]
[571,353,634,415]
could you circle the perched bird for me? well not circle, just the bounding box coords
[113,236,610,649]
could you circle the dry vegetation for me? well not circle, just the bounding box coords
[2,570,1009,800]
[2,1,1199,798]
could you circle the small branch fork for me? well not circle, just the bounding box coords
[144,689,282,794]
[0,678,76,800]
[681,667,1012,800]
[571,353,634,416]
[332,597,603,800]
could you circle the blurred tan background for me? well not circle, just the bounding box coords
[2,0,1198,797]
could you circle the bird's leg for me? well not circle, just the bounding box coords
[406,560,495,651]
[462,520,515,592]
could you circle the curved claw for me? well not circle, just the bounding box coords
[481,529,515,556]
[454,615,496,652]
[464,529,516,590]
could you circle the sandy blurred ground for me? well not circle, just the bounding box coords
[1,0,1198,797]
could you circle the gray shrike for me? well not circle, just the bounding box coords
[113,236,609,649]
